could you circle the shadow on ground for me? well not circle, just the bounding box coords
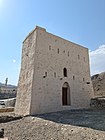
[34,109,105,131]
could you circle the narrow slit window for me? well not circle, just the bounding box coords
[45,72,47,77]
[83,78,85,81]
[49,45,51,50]
[63,68,67,77]
[78,55,80,60]
[54,72,56,78]
[58,48,59,54]
[68,51,69,56]
[43,72,47,78]
[73,76,75,80]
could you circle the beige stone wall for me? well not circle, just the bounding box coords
[15,30,37,115]
[30,27,94,115]
[15,26,94,116]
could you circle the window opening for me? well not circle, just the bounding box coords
[63,68,67,77]
[45,72,47,77]
[49,45,51,50]
[58,48,59,54]
[78,55,80,60]
[54,72,56,78]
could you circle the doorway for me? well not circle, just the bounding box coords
[62,82,70,106]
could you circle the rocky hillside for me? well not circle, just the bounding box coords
[91,72,105,97]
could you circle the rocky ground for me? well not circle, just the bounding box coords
[0,109,105,140]
[0,72,105,140]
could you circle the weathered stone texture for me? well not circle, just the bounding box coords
[91,72,105,97]
[15,30,37,115]
[15,26,94,116]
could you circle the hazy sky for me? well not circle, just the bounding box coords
[0,0,105,85]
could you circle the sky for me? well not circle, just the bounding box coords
[0,0,105,85]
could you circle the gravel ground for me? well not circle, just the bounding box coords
[0,109,105,140]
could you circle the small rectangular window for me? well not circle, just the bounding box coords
[78,55,80,60]
[58,48,59,54]
[43,72,47,78]
[54,72,56,78]
[45,72,47,77]
[63,68,67,77]
[73,76,75,80]
[49,45,51,50]
[68,51,69,56]
[83,78,85,81]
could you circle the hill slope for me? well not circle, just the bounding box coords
[91,72,105,97]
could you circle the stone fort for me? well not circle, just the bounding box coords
[15,26,94,116]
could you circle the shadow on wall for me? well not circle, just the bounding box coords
[33,109,105,132]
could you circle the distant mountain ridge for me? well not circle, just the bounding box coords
[0,82,17,87]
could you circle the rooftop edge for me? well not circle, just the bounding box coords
[23,26,46,43]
